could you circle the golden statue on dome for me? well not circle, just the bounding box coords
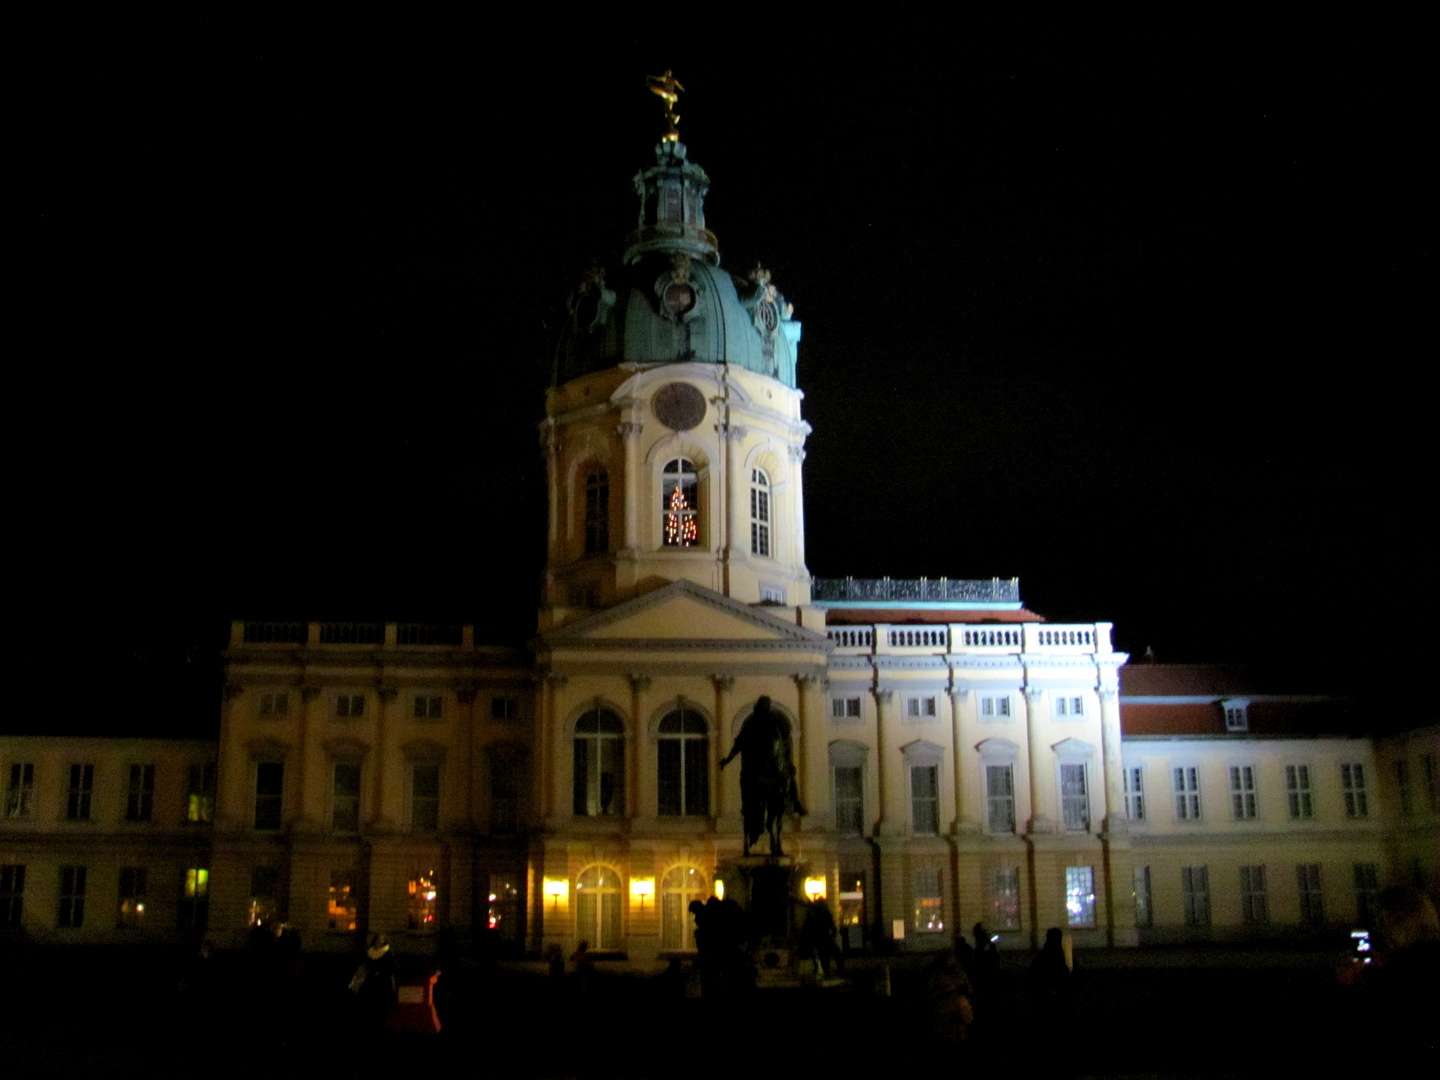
[646,69,684,142]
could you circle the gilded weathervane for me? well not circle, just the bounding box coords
[646,69,684,142]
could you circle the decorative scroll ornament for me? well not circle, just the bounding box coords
[654,252,699,322]
[567,262,616,332]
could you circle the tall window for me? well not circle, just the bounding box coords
[1286,764,1313,819]
[5,763,34,819]
[1395,760,1413,816]
[913,868,944,933]
[584,468,609,554]
[250,868,279,927]
[1061,763,1090,831]
[661,458,699,547]
[657,708,709,817]
[749,468,770,556]
[911,765,939,835]
[1297,864,1325,923]
[1239,865,1268,923]
[1173,766,1201,821]
[1341,764,1368,817]
[1354,862,1379,926]
[187,763,216,824]
[329,871,357,932]
[1124,766,1145,821]
[117,867,147,929]
[575,865,622,949]
[573,709,625,816]
[411,764,440,832]
[986,765,1015,833]
[990,867,1020,930]
[181,868,210,930]
[489,751,521,835]
[332,763,361,833]
[1065,866,1096,928]
[833,766,863,834]
[1230,766,1257,820]
[661,866,707,950]
[408,870,439,931]
[0,864,24,927]
[1133,866,1152,928]
[1181,866,1210,927]
[254,763,284,831]
[1424,753,1439,811]
[125,764,155,823]
[67,764,95,821]
[57,866,86,928]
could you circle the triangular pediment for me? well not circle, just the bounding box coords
[542,579,827,648]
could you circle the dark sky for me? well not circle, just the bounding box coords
[12,33,1429,729]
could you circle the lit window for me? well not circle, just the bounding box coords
[830,697,861,720]
[187,763,216,824]
[1297,863,1325,923]
[407,870,439,931]
[1341,764,1368,818]
[117,867,147,929]
[750,468,771,557]
[413,695,443,720]
[259,693,289,717]
[57,866,86,928]
[1132,866,1152,928]
[1230,766,1257,820]
[0,864,24,927]
[1061,763,1090,831]
[411,764,440,832]
[491,695,520,721]
[1181,866,1210,927]
[5,763,35,819]
[990,867,1020,931]
[910,765,939,835]
[913,868,944,933]
[1124,766,1145,822]
[575,865,622,949]
[254,762,284,831]
[181,867,209,930]
[662,866,708,950]
[125,764,155,823]
[328,870,356,931]
[1239,865,1268,923]
[250,868,279,927]
[336,694,365,719]
[332,762,361,834]
[66,764,95,821]
[1054,695,1085,718]
[1065,866,1095,928]
[978,694,1012,720]
[573,708,625,817]
[585,468,610,555]
[1354,862,1379,926]
[657,708,708,817]
[1173,766,1201,821]
[488,875,519,940]
[661,458,699,547]
[905,696,938,719]
[986,765,1015,833]
[1286,764,1313,819]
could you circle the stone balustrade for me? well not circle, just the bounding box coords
[826,621,1112,656]
[231,621,470,649]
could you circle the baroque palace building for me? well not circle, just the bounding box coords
[3,126,1436,961]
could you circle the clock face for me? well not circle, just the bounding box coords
[652,382,706,431]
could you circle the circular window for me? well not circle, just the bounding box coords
[663,282,696,318]
[652,382,707,431]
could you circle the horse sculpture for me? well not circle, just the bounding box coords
[720,696,806,856]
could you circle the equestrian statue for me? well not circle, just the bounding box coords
[720,695,806,856]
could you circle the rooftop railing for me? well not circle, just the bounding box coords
[812,577,1021,604]
[826,622,1111,656]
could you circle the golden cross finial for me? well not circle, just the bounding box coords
[646,69,684,142]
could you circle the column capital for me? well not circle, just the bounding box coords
[378,687,399,703]
[794,673,824,690]
[787,445,806,463]
[871,687,893,706]
[617,421,643,440]
[455,687,478,705]
[628,674,652,693]
[224,684,246,701]
[545,674,569,690]
[722,423,749,442]
[1099,687,1119,703]
[711,674,735,692]
[300,686,322,703]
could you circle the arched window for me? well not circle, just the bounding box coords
[576,865,622,950]
[573,709,625,816]
[657,707,708,816]
[750,468,771,557]
[584,468,609,555]
[662,458,699,547]
[661,866,708,950]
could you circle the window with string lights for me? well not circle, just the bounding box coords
[661,458,699,547]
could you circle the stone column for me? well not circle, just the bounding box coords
[794,672,827,827]
[949,687,981,833]
[453,688,478,831]
[373,687,398,832]
[1098,686,1127,835]
[872,687,898,836]
[618,421,642,552]
[215,684,247,831]
[541,675,566,824]
[629,674,652,821]
[1024,687,1054,835]
[294,686,324,832]
[712,675,736,826]
[788,444,808,586]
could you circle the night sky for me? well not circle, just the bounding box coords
[13,33,1429,731]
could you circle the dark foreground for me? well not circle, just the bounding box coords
[0,941,1378,1079]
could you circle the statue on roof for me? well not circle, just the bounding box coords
[646,69,684,141]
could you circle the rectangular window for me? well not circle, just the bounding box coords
[1395,760,1413,817]
[1124,766,1145,822]
[1230,765,1257,820]
[1424,753,1439,812]
[990,867,1020,930]
[1286,764,1313,819]
[5,763,35,819]
[117,867,147,929]
[750,471,771,557]
[181,867,209,931]
[1054,695,1085,718]
[1061,763,1090,831]
[66,764,95,821]
[57,866,86,928]
[125,764,155,823]
[254,763,283,830]
[1239,865,1268,923]
[1173,766,1201,821]
[336,694,365,718]
[759,584,787,604]
[1065,866,1096,928]
[411,764,440,832]
[408,870,438,931]
[1181,866,1210,927]
[833,765,864,834]
[187,763,216,824]
[490,756,519,835]
[329,871,357,932]
[911,765,939,835]
[912,868,943,933]
[413,695,442,720]
[332,763,361,834]
[491,696,519,720]
[1,864,25,927]
[1354,862,1379,926]
[1224,704,1248,732]
[1133,865,1152,928]
[830,697,862,720]
[905,696,938,719]
[249,867,279,927]
[1297,863,1325,923]
[978,694,1012,720]
[584,469,609,555]
[259,692,289,717]
[986,765,1015,833]
[1341,764,1368,818]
